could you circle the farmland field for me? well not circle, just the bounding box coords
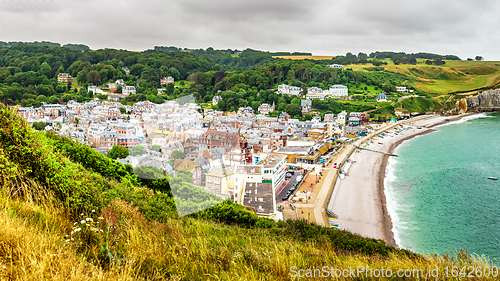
[272,55,335,60]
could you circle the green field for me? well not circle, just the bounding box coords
[346,60,500,95]
[272,55,335,60]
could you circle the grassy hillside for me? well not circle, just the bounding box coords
[347,60,500,96]
[0,105,498,279]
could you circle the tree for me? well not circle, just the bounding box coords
[134,166,164,180]
[119,107,127,114]
[36,95,47,103]
[74,117,80,124]
[108,145,129,160]
[358,52,368,60]
[87,70,100,85]
[48,96,59,104]
[39,62,51,77]
[166,83,174,95]
[475,56,484,61]
[151,145,161,152]
[129,145,145,156]
[32,121,46,130]
[54,122,62,131]
[285,103,301,117]
[171,150,186,160]
[77,70,87,84]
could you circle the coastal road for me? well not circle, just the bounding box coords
[277,170,303,202]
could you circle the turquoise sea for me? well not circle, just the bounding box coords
[385,112,500,260]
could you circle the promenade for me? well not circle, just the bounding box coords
[293,114,438,228]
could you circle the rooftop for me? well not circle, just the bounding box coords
[243,182,273,214]
[256,153,287,168]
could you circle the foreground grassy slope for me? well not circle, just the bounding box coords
[0,106,498,280]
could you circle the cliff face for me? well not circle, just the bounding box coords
[451,89,500,113]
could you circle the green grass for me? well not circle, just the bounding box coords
[174,80,192,89]
[347,60,500,95]
[394,97,442,113]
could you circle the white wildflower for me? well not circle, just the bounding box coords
[92,210,96,213]
[80,220,86,224]
[66,239,70,243]
[80,213,84,216]
[100,229,104,232]
[86,218,93,222]
[73,222,78,225]
[74,228,81,232]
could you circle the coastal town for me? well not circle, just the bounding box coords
[10,66,450,242]
[13,74,420,225]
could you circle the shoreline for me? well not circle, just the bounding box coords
[379,113,478,248]
[330,113,478,248]
[377,128,435,247]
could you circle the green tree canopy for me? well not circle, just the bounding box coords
[129,145,145,157]
[32,121,46,130]
[285,103,301,117]
[108,145,129,160]
[171,150,186,160]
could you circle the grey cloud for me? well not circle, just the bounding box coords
[0,0,499,59]
[178,0,320,21]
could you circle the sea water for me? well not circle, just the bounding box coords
[385,112,500,260]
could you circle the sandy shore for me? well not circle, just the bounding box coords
[330,114,473,247]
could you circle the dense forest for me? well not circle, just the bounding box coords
[0,42,466,119]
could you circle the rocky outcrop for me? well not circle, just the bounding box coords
[450,89,500,113]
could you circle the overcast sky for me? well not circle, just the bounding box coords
[1,0,499,60]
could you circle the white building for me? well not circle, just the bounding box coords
[212,96,222,105]
[258,103,275,115]
[122,86,136,96]
[232,153,287,219]
[328,84,348,98]
[115,79,125,87]
[376,93,388,102]
[327,64,343,70]
[160,76,174,86]
[324,113,335,122]
[306,87,325,100]
[337,111,347,125]
[277,84,301,96]
[396,86,408,93]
